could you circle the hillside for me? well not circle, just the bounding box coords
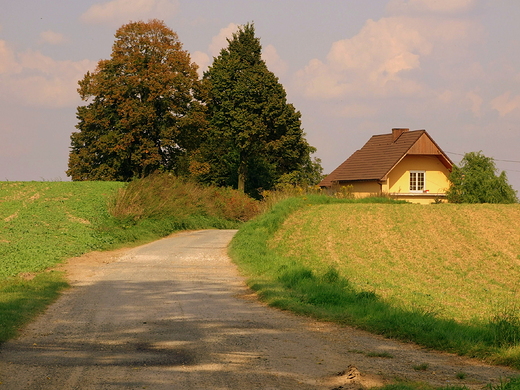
[230,198,520,368]
[0,181,124,279]
[271,203,520,322]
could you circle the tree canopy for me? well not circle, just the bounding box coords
[196,23,321,196]
[446,151,518,203]
[67,20,206,181]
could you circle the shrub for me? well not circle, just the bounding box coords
[108,173,259,223]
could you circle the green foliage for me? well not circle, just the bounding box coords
[0,181,124,279]
[0,272,68,343]
[199,23,321,196]
[489,305,520,347]
[485,377,520,390]
[413,363,429,371]
[67,20,206,181]
[446,151,518,203]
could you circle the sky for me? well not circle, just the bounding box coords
[1,0,520,192]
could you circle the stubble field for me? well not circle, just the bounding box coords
[270,203,520,322]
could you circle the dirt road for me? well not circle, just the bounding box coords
[0,230,517,389]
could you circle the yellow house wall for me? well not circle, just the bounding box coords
[387,155,451,195]
[348,181,382,198]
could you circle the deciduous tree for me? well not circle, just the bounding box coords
[446,151,518,203]
[198,23,321,196]
[67,20,206,181]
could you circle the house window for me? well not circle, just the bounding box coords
[410,171,425,192]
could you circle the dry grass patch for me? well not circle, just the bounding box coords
[270,203,520,322]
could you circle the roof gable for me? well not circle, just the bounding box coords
[320,129,453,187]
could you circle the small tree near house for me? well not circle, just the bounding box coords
[446,151,518,204]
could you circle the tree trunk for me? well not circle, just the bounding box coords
[237,157,247,193]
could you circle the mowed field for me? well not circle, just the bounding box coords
[270,203,520,323]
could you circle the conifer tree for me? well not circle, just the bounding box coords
[199,23,320,195]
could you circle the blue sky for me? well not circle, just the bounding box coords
[1,0,520,191]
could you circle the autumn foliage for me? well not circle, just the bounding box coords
[67,20,206,181]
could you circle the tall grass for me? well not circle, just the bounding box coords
[229,196,520,369]
[109,173,259,224]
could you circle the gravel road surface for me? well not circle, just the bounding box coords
[0,230,517,389]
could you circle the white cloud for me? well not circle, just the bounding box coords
[0,43,96,108]
[436,89,454,104]
[295,17,429,100]
[0,40,21,74]
[192,24,287,79]
[262,44,288,77]
[466,90,483,117]
[491,92,520,117]
[190,23,238,76]
[337,103,378,118]
[295,58,352,100]
[208,23,238,57]
[39,30,67,45]
[81,0,178,25]
[294,15,476,102]
[191,51,210,77]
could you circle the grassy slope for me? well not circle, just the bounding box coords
[0,181,124,279]
[272,203,520,322]
[230,197,520,369]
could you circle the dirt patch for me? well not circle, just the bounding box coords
[3,211,18,222]
[18,272,36,281]
[55,247,132,284]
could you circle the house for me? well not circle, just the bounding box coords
[319,128,453,204]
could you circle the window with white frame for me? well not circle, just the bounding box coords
[410,171,425,192]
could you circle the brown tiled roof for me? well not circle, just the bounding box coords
[319,129,451,187]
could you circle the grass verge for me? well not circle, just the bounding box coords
[375,376,520,390]
[0,271,68,342]
[229,196,520,369]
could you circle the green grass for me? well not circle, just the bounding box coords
[229,197,520,369]
[0,176,259,343]
[0,181,128,278]
[374,376,520,390]
[0,272,68,342]
[413,363,429,371]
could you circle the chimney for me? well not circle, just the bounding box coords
[392,128,409,142]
